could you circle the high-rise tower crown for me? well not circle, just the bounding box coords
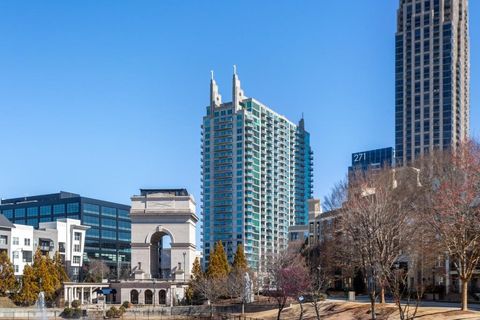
[232,65,245,112]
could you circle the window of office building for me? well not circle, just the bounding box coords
[14,208,25,218]
[82,215,99,226]
[53,204,65,215]
[101,230,116,240]
[40,206,51,216]
[101,207,116,218]
[101,217,116,229]
[2,209,13,219]
[67,203,80,214]
[27,207,38,217]
[118,232,130,241]
[86,228,99,238]
[83,204,100,215]
[118,220,130,230]
[118,209,129,218]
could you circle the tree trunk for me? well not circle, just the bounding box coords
[461,278,468,311]
[380,286,385,304]
[313,301,321,320]
[370,292,377,320]
[277,306,283,320]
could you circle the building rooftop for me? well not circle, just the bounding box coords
[0,214,15,229]
[139,189,190,197]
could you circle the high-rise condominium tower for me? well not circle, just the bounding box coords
[201,68,313,270]
[395,0,470,165]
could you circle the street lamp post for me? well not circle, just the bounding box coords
[183,252,186,282]
[153,278,156,309]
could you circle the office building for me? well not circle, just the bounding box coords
[201,68,313,270]
[0,192,131,277]
[395,0,470,165]
[348,147,394,174]
[0,215,87,280]
[295,118,314,225]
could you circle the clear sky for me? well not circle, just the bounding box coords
[0,1,478,228]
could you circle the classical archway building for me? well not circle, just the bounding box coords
[111,189,198,306]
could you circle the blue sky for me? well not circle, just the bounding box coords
[0,1,478,224]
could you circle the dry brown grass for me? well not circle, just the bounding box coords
[243,301,480,320]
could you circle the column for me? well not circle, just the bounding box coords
[81,287,84,305]
[89,287,93,304]
[64,286,68,307]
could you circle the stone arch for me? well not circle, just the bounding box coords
[144,225,176,244]
[149,229,174,279]
[145,290,153,305]
[130,290,139,304]
[130,190,198,282]
[158,289,166,305]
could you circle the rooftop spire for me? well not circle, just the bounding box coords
[210,70,222,110]
[232,65,244,112]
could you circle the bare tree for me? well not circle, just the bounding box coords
[83,259,110,283]
[191,275,226,317]
[303,219,354,320]
[323,178,348,212]
[342,167,420,320]
[418,140,480,311]
[226,268,254,314]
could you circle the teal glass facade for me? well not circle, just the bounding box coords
[202,72,313,271]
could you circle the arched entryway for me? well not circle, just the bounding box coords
[158,290,166,305]
[145,290,153,305]
[130,290,139,304]
[150,231,173,279]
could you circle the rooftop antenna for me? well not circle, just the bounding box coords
[210,70,214,80]
[233,64,237,75]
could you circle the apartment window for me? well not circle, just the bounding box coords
[73,256,81,264]
[74,232,81,241]
[74,244,81,252]
[12,237,19,245]
[13,251,19,259]
[24,238,31,246]
[0,236,8,245]
[14,265,19,273]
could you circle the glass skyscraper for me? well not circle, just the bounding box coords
[0,192,131,279]
[395,0,470,165]
[201,68,313,271]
